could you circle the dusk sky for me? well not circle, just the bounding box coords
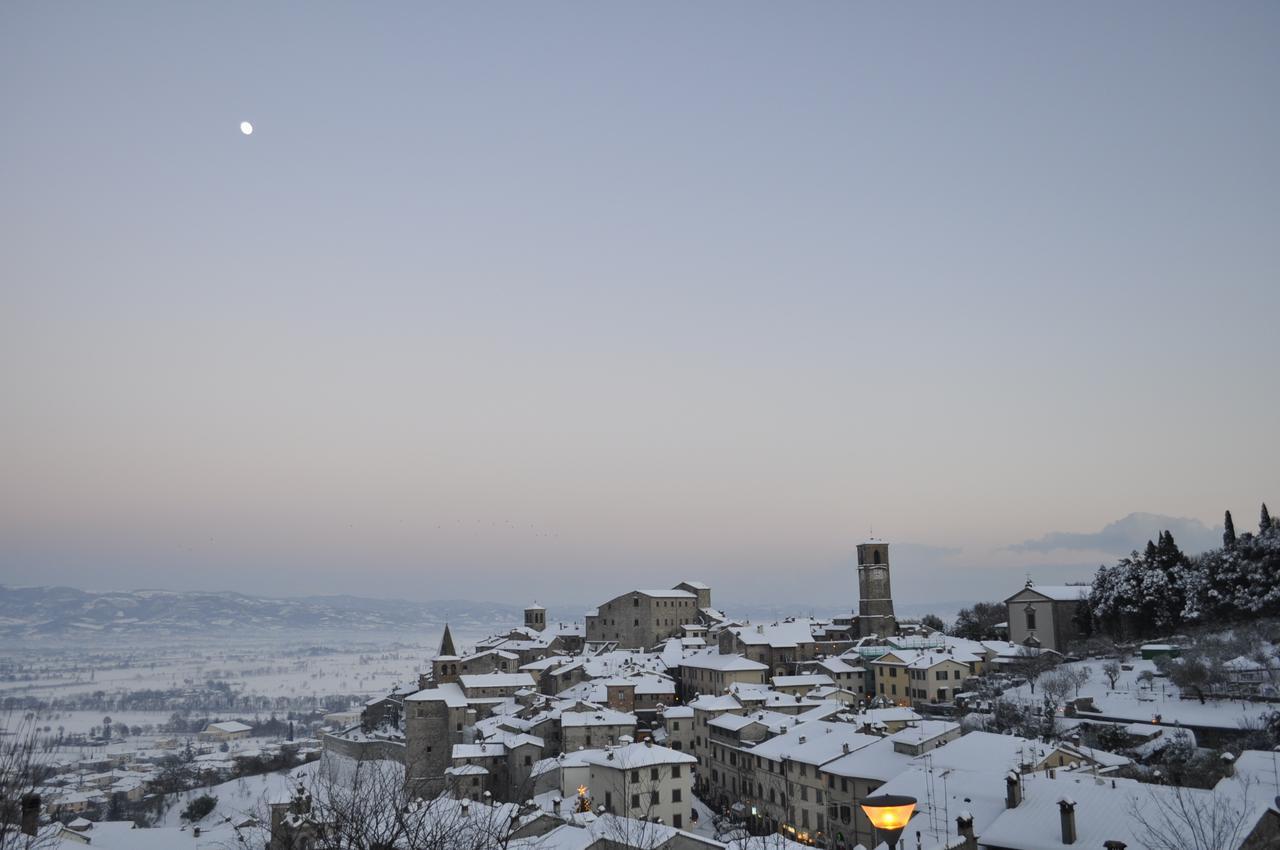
[2,3,1277,610]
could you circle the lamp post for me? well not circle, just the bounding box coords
[858,794,917,850]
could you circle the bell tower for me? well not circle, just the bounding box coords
[856,539,897,638]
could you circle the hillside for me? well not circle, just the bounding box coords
[0,585,524,638]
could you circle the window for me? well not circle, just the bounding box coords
[651,768,659,781]
[650,791,659,805]
[631,770,639,782]
[800,786,808,801]
[672,765,681,778]
[634,598,640,607]
[524,755,532,765]
[1025,605,1037,631]
[635,619,640,627]
[631,794,640,809]
[672,788,682,802]
[673,814,682,829]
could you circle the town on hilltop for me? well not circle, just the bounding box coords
[10,512,1280,850]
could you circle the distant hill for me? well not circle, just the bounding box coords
[0,585,526,638]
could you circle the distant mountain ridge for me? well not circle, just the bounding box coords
[0,585,526,638]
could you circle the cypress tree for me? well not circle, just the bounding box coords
[1224,510,1237,548]
[1263,503,1273,533]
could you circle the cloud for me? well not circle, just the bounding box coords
[1008,512,1221,556]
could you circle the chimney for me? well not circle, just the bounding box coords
[645,738,652,748]
[1057,797,1076,844]
[552,797,562,814]
[956,811,977,850]
[21,795,40,837]
[842,742,850,755]
[1221,752,1235,776]
[461,800,471,817]
[1005,771,1022,808]
[193,826,202,838]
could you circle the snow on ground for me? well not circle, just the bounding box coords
[1002,656,1276,730]
[155,759,322,828]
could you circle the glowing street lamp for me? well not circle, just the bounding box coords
[858,794,917,850]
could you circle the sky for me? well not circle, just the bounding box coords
[1,3,1277,610]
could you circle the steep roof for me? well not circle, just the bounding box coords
[439,623,457,657]
[1009,584,1092,602]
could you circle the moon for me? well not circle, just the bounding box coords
[240,121,253,136]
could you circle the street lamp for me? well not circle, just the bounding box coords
[858,794,917,850]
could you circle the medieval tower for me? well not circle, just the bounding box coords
[524,602,546,632]
[856,539,897,638]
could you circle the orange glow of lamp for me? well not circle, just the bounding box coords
[858,794,916,850]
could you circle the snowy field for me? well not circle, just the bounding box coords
[1001,655,1276,730]
[0,624,494,736]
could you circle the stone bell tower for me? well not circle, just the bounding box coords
[856,539,897,638]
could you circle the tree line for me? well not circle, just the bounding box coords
[1080,503,1279,640]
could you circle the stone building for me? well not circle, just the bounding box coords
[524,603,546,632]
[870,647,981,707]
[404,683,469,798]
[856,539,897,638]
[560,708,637,752]
[1004,581,1092,652]
[678,653,768,702]
[585,583,712,649]
[582,739,696,829]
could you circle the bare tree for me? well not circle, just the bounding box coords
[1,714,57,850]
[1041,671,1074,711]
[1102,660,1122,690]
[1128,779,1257,850]
[1070,666,1091,696]
[1011,647,1054,694]
[265,753,536,850]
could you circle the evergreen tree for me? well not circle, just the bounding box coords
[1224,510,1236,549]
[1263,503,1273,534]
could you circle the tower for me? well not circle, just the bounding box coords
[856,539,897,638]
[430,623,460,685]
[524,602,546,632]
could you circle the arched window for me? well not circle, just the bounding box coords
[873,549,881,564]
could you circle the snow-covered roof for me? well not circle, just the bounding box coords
[1019,584,1092,601]
[980,772,1265,850]
[459,672,537,689]
[206,721,251,734]
[405,682,468,708]
[559,708,637,728]
[579,741,697,770]
[681,651,768,672]
[729,619,821,648]
[772,674,835,688]
[750,721,882,766]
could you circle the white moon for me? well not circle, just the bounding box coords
[240,121,253,135]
